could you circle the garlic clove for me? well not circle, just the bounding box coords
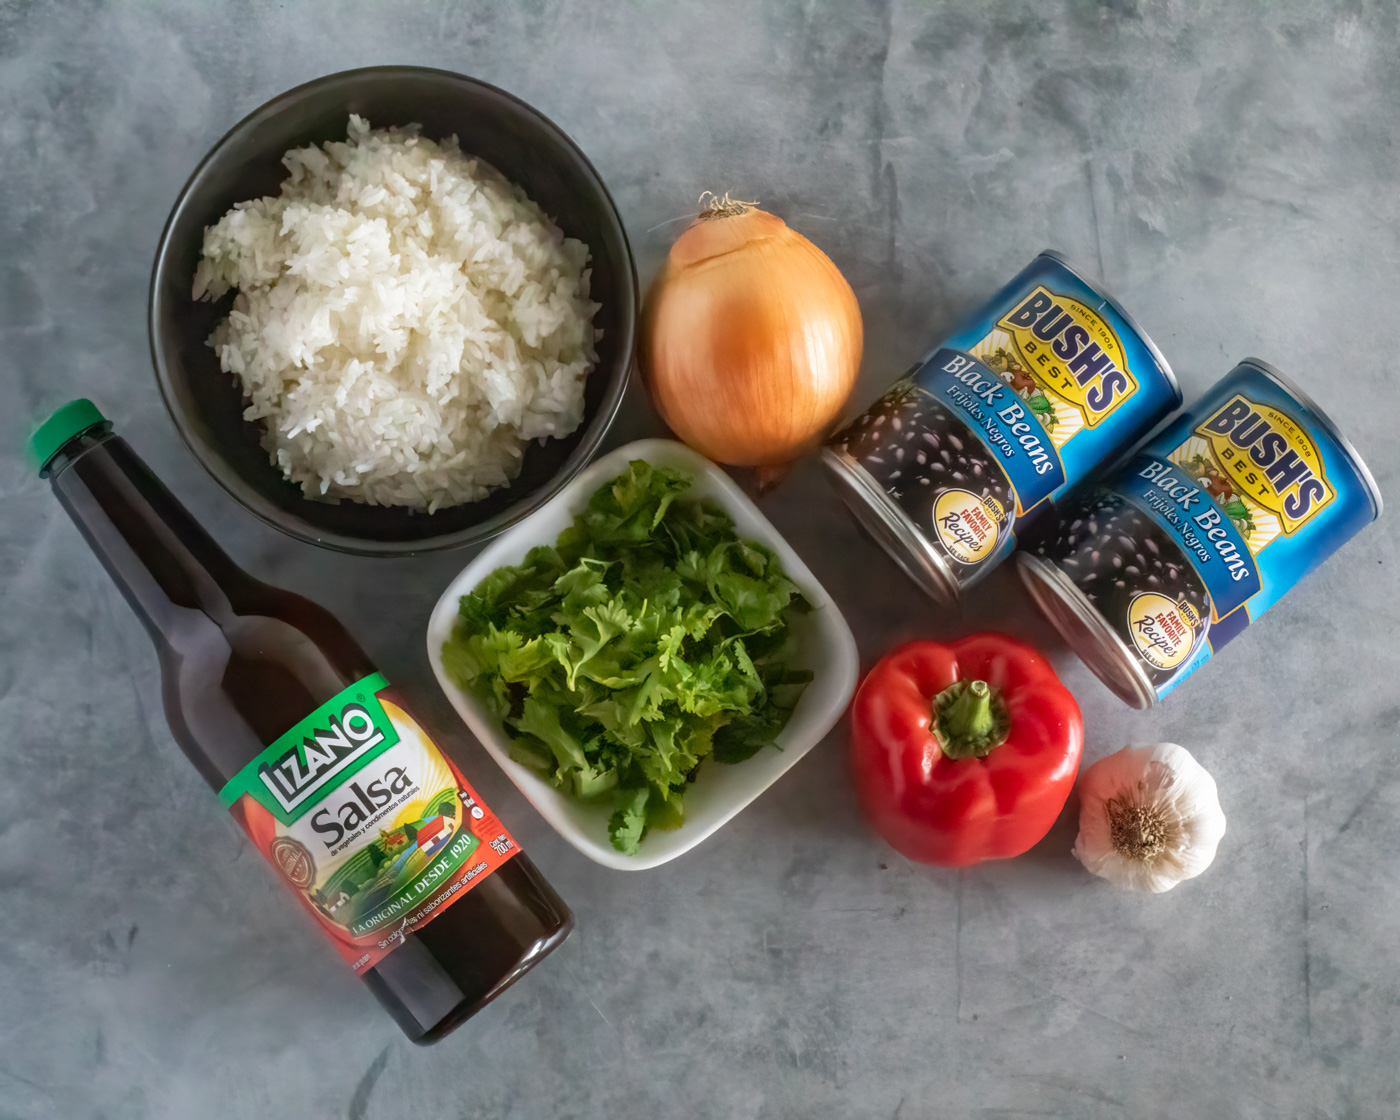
[1073,743,1226,893]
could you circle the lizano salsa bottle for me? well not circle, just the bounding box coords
[29,400,573,1042]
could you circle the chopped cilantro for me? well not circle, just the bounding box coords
[443,461,811,855]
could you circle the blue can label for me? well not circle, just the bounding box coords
[1117,454,1262,619]
[987,284,1140,427]
[916,349,1067,516]
[829,253,1180,596]
[1194,393,1336,533]
[1032,360,1380,701]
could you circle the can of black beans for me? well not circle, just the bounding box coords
[824,251,1181,604]
[1019,358,1383,708]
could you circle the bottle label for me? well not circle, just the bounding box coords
[218,674,519,974]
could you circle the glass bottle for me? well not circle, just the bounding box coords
[31,401,573,1043]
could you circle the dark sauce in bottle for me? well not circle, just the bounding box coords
[34,402,572,1043]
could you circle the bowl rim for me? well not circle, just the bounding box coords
[424,438,861,870]
[148,64,637,557]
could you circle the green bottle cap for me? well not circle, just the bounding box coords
[28,399,110,475]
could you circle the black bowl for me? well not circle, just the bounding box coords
[150,66,636,556]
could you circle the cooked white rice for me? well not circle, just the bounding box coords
[193,115,600,512]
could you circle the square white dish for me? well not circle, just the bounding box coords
[425,438,859,870]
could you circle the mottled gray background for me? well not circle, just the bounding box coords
[3,1,1399,1117]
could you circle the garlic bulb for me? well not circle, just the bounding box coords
[1073,743,1226,893]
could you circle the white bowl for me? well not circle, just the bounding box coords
[425,438,859,870]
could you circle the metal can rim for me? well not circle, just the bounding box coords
[1234,357,1384,522]
[1015,552,1160,710]
[821,448,963,606]
[1036,249,1183,408]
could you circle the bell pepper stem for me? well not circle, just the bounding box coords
[945,680,994,738]
[933,679,1010,760]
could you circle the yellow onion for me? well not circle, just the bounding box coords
[639,195,863,467]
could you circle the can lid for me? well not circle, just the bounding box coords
[28,399,109,475]
[1016,552,1159,710]
[821,447,964,605]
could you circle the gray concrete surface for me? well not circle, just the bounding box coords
[3,2,1399,1117]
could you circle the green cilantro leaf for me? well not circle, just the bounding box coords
[443,460,809,855]
[608,788,650,856]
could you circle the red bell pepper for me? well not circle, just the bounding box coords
[850,634,1083,867]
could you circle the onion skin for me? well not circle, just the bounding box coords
[640,205,863,467]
